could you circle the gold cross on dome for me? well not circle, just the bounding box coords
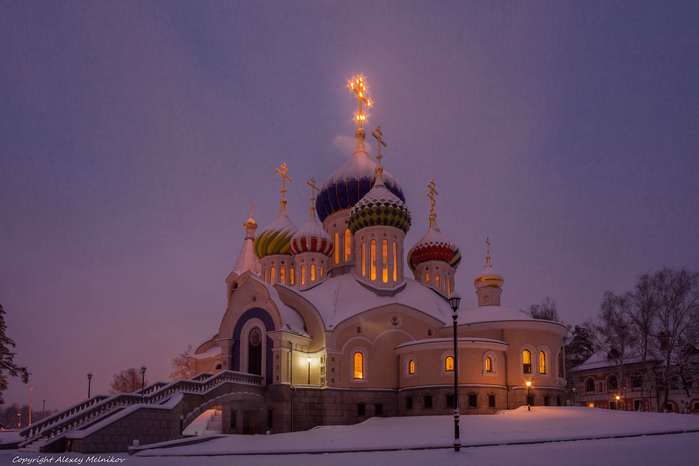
[427,178,438,226]
[371,126,386,167]
[275,163,292,215]
[249,203,253,217]
[306,177,319,219]
[349,76,371,130]
[486,236,490,256]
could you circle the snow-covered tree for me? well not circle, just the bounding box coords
[0,304,29,405]
[108,368,149,394]
[169,344,193,381]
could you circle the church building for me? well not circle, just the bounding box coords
[187,77,567,434]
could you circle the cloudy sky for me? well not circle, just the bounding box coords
[1,1,698,409]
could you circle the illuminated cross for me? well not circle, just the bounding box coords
[349,76,371,130]
[306,177,320,219]
[275,163,292,215]
[427,178,438,226]
[249,203,254,217]
[486,236,491,265]
[371,126,386,167]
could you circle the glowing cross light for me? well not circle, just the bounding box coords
[371,126,386,167]
[306,177,320,219]
[349,76,372,130]
[249,203,254,217]
[427,178,439,224]
[275,163,292,215]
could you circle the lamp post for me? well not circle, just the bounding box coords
[448,291,462,452]
[307,357,312,385]
[87,372,93,398]
[526,381,532,411]
[141,365,147,401]
[17,413,21,429]
[42,400,46,419]
[615,395,620,410]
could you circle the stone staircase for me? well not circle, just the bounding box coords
[205,409,223,434]
[18,371,263,453]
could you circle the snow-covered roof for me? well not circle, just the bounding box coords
[300,274,453,329]
[252,276,309,337]
[191,346,222,360]
[455,305,532,325]
[232,236,261,276]
[571,350,652,372]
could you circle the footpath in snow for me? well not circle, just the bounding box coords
[135,406,699,456]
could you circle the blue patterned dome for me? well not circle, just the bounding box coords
[316,131,405,223]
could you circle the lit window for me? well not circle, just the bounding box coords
[354,352,364,379]
[382,239,388,283]
[436,272,440,288]
[311,264,316,281]
[320,266,324,277]
[290,267,295,285]
[485,357,492,372]
[334,232,339,264]
[445,356,454,371]
[264,268,268,282]
[280,266,286,285]
[370,240,376,280]
[393,241,397,282]
[408,359,415,375]
[448,279,451,296]
[345,229,351,261]
[270,266,276,284]
[523,350,532,374]
[539,351,546,374]
[301,265,305,285]
[588,403,594,408]
[425,272,429,283]
[361,242,366,276]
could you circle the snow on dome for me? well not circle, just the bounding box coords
[474,262,504,290]
[254,213,299,258]
[315,132,404,223]
[347,182,411,234]
[290,217,334,257]
[407,221,458,272]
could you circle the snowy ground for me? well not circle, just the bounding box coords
[3,408,699,465]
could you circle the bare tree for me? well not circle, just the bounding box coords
[0,304,30,405]
[108,368,149,394]
[169,344,193,381]
[526,297,561,322]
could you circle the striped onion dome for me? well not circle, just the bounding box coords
[254,213,298,258]
[290,217,334,257]
[348,177,411,235]
[407,220,461,272]
[316,130,404,223]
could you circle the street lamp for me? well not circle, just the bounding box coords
[448,291,462,452]
[87,372,93,398]
[307,357,312,385]
[17,413,21,429]
[140,365,147,401]
[526,381,532,411]
[615,395,620,410]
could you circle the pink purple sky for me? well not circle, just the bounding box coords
[1,1,698,410]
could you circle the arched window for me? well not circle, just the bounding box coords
[280,266,286,285]
[345,229,351,261]
[320,266,324,277]
[445,356,454,371]
[539,351,546,374]
[608,375,618,390]
[586,378,595,393]
[485,357,492,372]
[408,359,415,375]
[354,352,364,379]
[393,241,397,282]
[248,327,263,376]
[425,272,430,283]
[290,267,295,285]
[370,240,376,280]
[523,350,532,374]
[215,363,222,370]
[361,242,366,276]
[301,265,306,285]
[270,266,276,284]
[311,264,316,281]
[558,350,564,378]
[334,232,339,264]
[436,272,440,289]
[448,279,451,296]
[382,239,388,283]
[485,295,490,305]
[264,268,268,282]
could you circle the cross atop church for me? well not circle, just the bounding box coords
[372,126,386,167]
[275,163,292,215]
[427,178,438,226]
[306,177,319,219]
[349,77,371,130]
[486,236,491,266]
[249,203,254,218]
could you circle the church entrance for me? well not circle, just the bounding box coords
[248,327,262,375]
[242,410,260,435]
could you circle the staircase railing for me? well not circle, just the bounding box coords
[19,371,262,445]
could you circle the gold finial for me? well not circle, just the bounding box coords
[244,202,257,230]
[427,178,438,227]
[306,177,319,220]
[249,203,253,217]
[275,163,292,215]
[371,126,386,185]
[349,76,371,130]
[486,236,491,266]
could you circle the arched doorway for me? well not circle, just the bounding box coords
[248,327,262,376]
